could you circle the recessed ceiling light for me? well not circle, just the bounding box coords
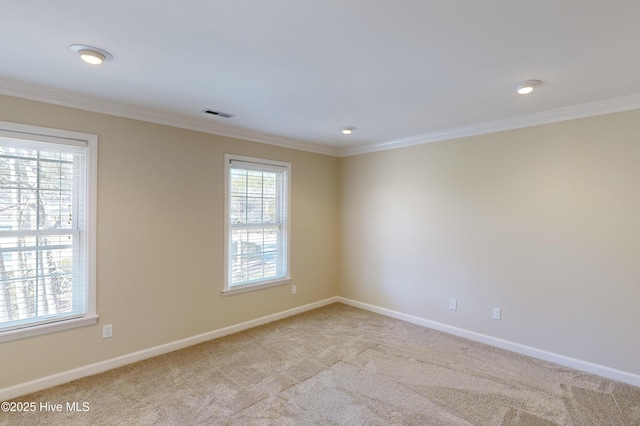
[69,44,113,65]
[342,126,356,135]
[515,80,542,95]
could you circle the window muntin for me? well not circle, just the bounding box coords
[0,122,96,341]
[225,155,290,293]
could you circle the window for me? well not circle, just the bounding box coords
[0,121,97,342]
[224,154,291,294]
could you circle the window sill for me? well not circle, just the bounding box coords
[0,314,99,343]
[222,277,292,296]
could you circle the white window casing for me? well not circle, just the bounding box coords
[223,154,291,295]
[0,121,97,342]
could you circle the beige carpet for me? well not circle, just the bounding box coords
[2,303,639,425]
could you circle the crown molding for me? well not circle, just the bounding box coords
[339,93,640,157]
[3,80,640,160]
[0,81,340,157]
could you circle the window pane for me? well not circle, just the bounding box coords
[262,227,278,278]
[246,171,263,195]
[0,234,75,324]
[0,136,88,333]
[230,169,282,225]
[0,146,76,232]
[244,196,260,223]
[230,227,282,285]
[227,156,289,289]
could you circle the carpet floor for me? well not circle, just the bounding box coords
[2,303,639,425]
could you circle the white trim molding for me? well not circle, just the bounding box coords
[0,297,339,401]
[0,315,98,344]
[0,81,339,157]
[0,121,98,343]
[339,93,640,157]
[336,297,640,388]
[3,80,640,160]
[222,278,292,296]
[2,295,639,401]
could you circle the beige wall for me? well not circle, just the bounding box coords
[339,109,640,375]
[0,95,339,388]
[3,91,639,389]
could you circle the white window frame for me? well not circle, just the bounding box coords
[0,121,97,342]
[223,154,291,295]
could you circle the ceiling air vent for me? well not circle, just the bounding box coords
[202,109,235,119]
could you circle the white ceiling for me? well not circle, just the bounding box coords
[2,1,640,156]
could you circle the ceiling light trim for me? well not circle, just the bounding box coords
[515,80,542,95]
[340,93,640,157]
[69,44,113,64]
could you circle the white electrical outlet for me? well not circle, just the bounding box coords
[292,285,297,295]
[492,308,501,320]
[449,298,457,311]
[102,324,113,339]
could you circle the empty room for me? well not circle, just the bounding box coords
[1,1,639,425]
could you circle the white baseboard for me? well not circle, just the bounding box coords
[4,294,637,401]
[0,296,339,401]
[336,297,640,388]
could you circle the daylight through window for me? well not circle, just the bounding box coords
[225,155,290,292]
[0,123,96,340]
